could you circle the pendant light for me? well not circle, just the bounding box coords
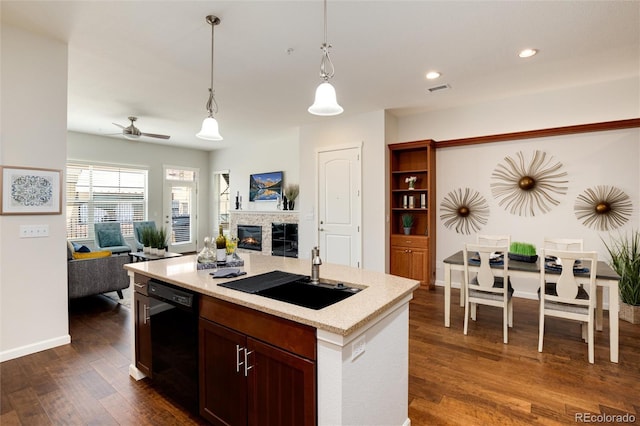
[308,0,343,116]
[197,15,223,141]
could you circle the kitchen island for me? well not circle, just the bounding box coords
[125,253,419,426]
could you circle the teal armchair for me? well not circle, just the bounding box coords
[94,222,132,254]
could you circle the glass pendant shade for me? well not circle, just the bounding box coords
[308,81,343,116]
[196,116,223,141]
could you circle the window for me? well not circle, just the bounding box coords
[66,163,148,240]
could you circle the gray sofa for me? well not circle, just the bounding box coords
[67,253,130,299]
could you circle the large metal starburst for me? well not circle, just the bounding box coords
[574,185,633,231]
[440,188,489,235]
[491,150,568,216]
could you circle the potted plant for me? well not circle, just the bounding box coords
[284,184,299,210]
[401,214,414,235]
[141,226,154,254]
[155,227,168,256]
[604,230,640,324]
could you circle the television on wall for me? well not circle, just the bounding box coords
[249,171,283,202]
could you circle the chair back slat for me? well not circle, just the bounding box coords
[540,248,597,307]
[543,238,584,251]
[464,243,509,292]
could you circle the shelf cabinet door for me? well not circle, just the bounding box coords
[247,337,316,426]
[408,248,427,281]
[390,247,412,278]
[199,319,248,426]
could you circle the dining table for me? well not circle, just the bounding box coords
[442,250,621,363]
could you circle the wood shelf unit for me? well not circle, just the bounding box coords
[389,140,436,288]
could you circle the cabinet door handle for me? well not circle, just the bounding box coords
[244,349,254,377]
[236,345,244,373]
[134,282,145,289]
[143,304,150,324]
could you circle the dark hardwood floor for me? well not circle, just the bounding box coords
[1,287,639,425]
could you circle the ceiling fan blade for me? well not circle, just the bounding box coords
[112,123,125,129]
[140,132,170,140]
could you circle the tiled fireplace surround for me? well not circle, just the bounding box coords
[229,211,299,256]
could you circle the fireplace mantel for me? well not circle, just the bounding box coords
[229,211,299,256]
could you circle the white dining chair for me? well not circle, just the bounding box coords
[463,243,513,344]
[543,237,584,251]
[538,248,598,363]
[477,234,511,248]
[459,235,512,307]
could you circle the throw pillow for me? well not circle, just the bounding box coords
[71,242,91,252]
[98,229,124,247]
[72,250,112,260]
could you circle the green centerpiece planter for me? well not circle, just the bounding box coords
[604,231,640,324]
[508,241,538,263]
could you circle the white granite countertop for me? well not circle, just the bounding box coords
[124,254,420,336]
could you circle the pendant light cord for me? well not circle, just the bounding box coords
[206,16,218,116]
[319,0,335,81]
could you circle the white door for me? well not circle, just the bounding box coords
[163,168,198,253]
[317,147,362,267]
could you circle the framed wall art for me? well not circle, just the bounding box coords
[249,171,282,202]
[0,166,62,215]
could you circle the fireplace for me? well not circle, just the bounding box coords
[237,225,262,251]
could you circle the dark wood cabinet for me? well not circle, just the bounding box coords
[133,274,152,377]
[389,140,436,288]
[199,296,316,426]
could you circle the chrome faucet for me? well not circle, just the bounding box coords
[310,246,322,284]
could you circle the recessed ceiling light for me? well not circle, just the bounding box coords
[426,71,441,80]
[518,48,538,58]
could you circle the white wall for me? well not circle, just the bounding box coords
[299,110,386,270]
[396,77,640,296]
[1,25,70,361]
[67,131,211,249]
[208,128,300,220]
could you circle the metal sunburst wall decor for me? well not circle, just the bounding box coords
[491,150,568,216]
[440,188,490,235]
[574,185,632,231]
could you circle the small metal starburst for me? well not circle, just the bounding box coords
[440,188,489,235]
[574,185,633,231]
[491,150,568,216]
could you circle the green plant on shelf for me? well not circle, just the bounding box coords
[401,214,415,228]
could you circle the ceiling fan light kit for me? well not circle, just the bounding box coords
[196,15,223,141]
[308,0,343,116]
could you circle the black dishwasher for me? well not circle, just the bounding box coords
[147,280,199,414]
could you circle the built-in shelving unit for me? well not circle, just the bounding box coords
[388,140,436,288]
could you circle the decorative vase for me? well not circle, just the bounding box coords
[620,301,640,324]
[150,247,158,255]
[288,200,295,210]
[408,184,415,190]
[143,246,150,254]
[157,248,166,256]
[403,227,412,235]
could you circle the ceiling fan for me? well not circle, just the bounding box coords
[112,116,170,140]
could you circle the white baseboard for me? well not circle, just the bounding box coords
[0,334,71,362]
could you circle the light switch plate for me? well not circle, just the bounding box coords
[20,224,49,238]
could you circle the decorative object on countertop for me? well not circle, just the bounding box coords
[284,184,299,211]
[440,187,489,235]
[401,214,414,235]
[197,236,216,266]
[574,185,632,231]
[603,230,640,324]
[491,150,568,216]
[405,176,417,190]
[215,225,227,262]
[508,241,538,263]
[235,191,240,210]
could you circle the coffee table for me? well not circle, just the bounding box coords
[129,251,183,262]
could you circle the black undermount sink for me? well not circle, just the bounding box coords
[217,270,361,310]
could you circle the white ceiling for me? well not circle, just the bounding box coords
[3,1,639,151]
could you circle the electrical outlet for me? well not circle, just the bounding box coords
[351,334,366,361]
